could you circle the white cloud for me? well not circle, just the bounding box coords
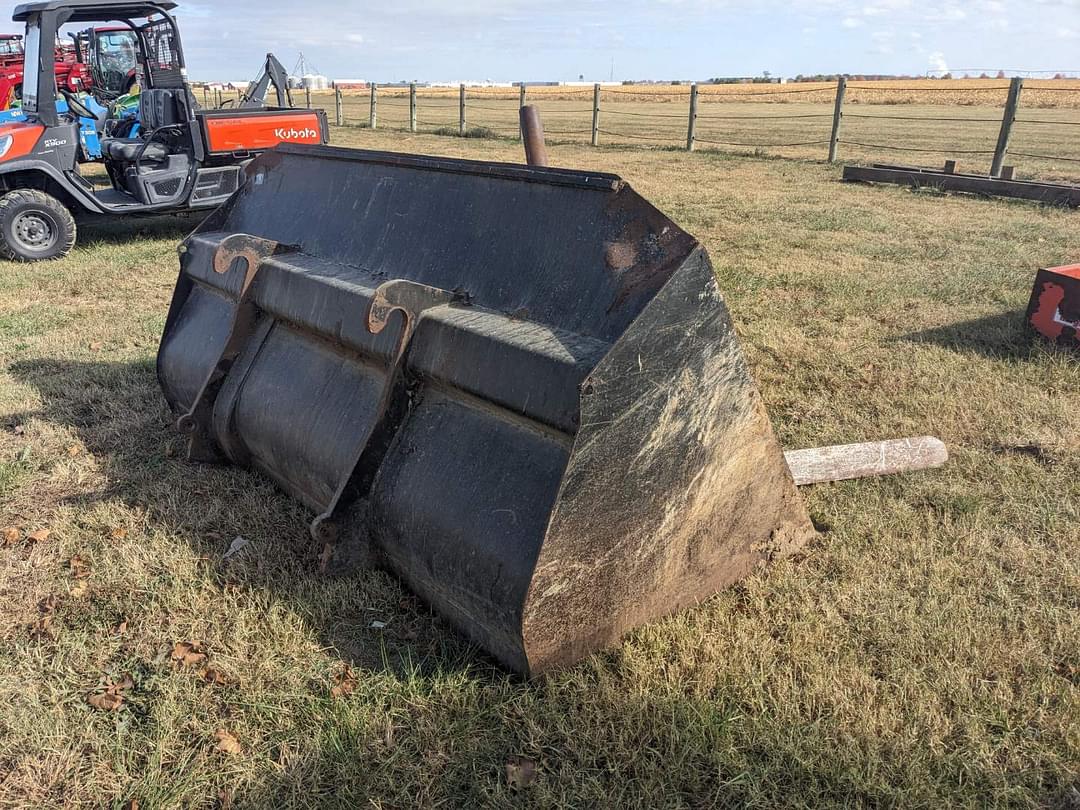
[95,0,1080,82]
[928,51,949,73]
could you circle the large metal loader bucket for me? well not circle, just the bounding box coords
[158,143,815,676]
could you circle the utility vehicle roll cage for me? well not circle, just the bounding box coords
[13,1,183,127]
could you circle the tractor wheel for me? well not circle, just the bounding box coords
[0,189,77,262]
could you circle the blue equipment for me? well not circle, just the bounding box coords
[0,94,109,160]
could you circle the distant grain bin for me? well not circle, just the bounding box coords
[301,74,330,90]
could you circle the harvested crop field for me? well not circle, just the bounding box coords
[331,79,1080,108]
[0,126,1078,808]
[303,80,1080,183]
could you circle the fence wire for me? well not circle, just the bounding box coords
[316,82,1080,179]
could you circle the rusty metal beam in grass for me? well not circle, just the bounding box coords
[842,163,1080,207]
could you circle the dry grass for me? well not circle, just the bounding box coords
[0,127,1078,808]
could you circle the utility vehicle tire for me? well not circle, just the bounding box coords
[0,189,77,262]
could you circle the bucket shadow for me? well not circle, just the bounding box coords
[6,356,484,679]
[899,309,1034,360]
[6,356,1071,805]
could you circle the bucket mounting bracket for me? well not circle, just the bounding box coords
[176,233,297,461]
[311,279,470,559]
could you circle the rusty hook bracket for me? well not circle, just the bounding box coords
[175,233,298,462]
[311,279,470,556]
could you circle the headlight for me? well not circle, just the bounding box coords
[0,135,12,159]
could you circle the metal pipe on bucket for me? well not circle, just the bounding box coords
[519,105,549,167]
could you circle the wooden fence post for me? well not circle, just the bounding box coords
[686,83,698,151]
[370,83,377,129]
[991,77,1023,178]
[459,83,466,136]
[591,83,600,146]
[305,87,311,109]
[519,82,526,139]
[409,83,417,133]
[828,77,847,163]
[236,87,241,102]
[202,87,208,107]
[335,87,343,126]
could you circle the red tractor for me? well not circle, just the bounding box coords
[0,30,89,108]
[0,34,24,68]
[71,24,136,100]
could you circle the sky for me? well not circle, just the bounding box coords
[27,0,1080,82]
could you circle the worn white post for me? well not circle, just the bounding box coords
[591,83,600,146]
[459,83,466,136]
[409,83,417,133]
[335,87,343,126]
[369,83,377,129]
[785,437,948,486]
[686,83,698,151]
[828,77,847,163]
[991,77,1023,178]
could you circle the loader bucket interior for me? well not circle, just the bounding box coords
[157,143,815,676]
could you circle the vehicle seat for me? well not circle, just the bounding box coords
[101,88,186,166]
[105,139,169,162]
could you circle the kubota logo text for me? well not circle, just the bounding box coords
[274,127,318,139]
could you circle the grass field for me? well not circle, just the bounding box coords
[1,125,1079,808]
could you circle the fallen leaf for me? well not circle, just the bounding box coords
[170,642,207,667]
[115,619,128,635]
[110,674,135,693]
[38,595,57,614]
[12,424,24,435]
[27,529,51,544]
[201,667,235,686]
[69,555,91,579]
[2,526,19,546]
[123,800,140,810]
[110,527,128,541]
[88,341,103,352]
[330,664,357,699]
[505,756,537,790]
[218,790,234,810]
[66,444,81,458]
[213,729,242,755]
[70,581,89,598]
[87,691,124,711]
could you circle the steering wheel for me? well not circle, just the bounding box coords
[59,88,97,121]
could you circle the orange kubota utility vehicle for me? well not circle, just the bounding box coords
[0,0,328,261]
